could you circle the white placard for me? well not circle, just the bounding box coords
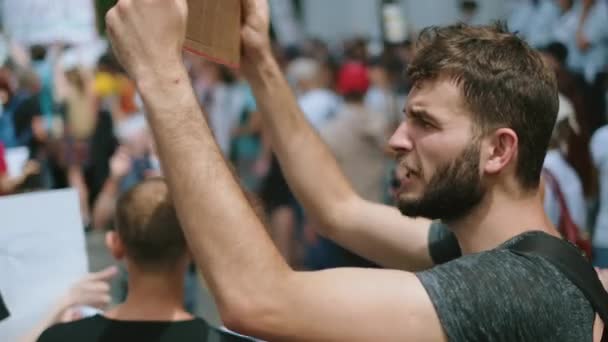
[4,147,29,178]
[2,0,98,46]
[0,189,87,341]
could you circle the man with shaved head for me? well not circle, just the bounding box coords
[38,179,253,341]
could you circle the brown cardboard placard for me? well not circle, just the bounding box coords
[185,0,241,68]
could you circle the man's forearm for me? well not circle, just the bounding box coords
[135,65,289,315]
[244,53,357,227]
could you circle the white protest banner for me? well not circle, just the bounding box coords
[2,0,98,46]
[0,189,88,341]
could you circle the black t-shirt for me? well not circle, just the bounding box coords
[422,224,594,341]
[12,95,39,136]
[0,292,9,321]
[37,315,256,342]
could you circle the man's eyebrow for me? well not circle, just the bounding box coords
[406,107,440,125]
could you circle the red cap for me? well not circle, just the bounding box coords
[336,62,370,95]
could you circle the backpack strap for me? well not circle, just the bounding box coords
[509,233,608,341]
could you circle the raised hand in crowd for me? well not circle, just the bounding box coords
[0,160,41,194]
[91,147,132,230]
[21,266,117,342]
[109,147,132,181]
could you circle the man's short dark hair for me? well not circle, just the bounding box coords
[407,22,558,190]
[115,178,187,271]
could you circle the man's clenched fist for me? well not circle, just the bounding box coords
[105,0,188,81]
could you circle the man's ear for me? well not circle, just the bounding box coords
[482,128,518,175]
[105,231,126,261]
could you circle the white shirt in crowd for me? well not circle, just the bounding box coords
[508,0,561,48]
[553,0,608,83]
[298,88,341,131]
[207,84,247,156]
[591,126,608,248]
[543,149,588,232]
[365,86,400,129]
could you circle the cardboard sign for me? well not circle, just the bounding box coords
[185,0,242,68]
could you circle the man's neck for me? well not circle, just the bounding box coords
[105,267,193,322]
[449,186,559,254]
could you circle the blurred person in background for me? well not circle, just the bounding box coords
[54,60,98,227]
[554,0,608,84]
[229,75,264,192]
[508,0,562,48]
[591,125,608,267]
[0,140,40,195]
[91,117,160,230]
[539,41,599,200]
[543,94,588,234]
[29,45,56,128]
[92,146,135,231]
[305,61,385,269]
[287,57,340,130]
[0,67,18,147]
[39,179,246,341]
[198,63,243,157]
[85,53,125,205]
[365,56,401,133]
[280,56,340,268]
[459,0,479,24]
[300,38,338,91]
[323,62,387,205]
[507,0,540,41]
[11,70,57,190]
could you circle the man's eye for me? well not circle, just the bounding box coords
[413,117,433,129]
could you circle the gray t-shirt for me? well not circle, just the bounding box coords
[420,224,594,341]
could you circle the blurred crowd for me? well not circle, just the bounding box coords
[0,0,607,274]
[507,0,608,265]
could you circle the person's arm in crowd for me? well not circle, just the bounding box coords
[105,1,445,341]
[20,266,117,342]
[8,39,31,70]
[52,57,70,104]
[0,161,40,195]
[91,147,131,230]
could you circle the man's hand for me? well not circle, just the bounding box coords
[21,266,118,342]
[105,0,188,81]
[240,0,272,72]
[57,266,117,321]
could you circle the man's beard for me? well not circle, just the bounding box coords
[397,143,485,223]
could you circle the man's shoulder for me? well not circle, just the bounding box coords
[423,234,585,288]
[37,316,217,342]
[416,235,595,341]
[38,315,106,342]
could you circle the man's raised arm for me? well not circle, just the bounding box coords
[241,2,433,271]
[104,1,446,340]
